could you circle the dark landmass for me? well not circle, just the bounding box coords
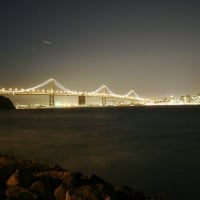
[0,155,166,200]
[0,96,15,110]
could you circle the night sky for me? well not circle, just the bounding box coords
[0,0,200,98]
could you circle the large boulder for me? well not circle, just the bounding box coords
[0,96,15,110]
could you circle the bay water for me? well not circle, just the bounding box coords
[0,106,200,200]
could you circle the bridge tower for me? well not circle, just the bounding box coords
[49,79,55,107]
[102,97,106,106]
[130,99,135,105]
[102,87,107,106]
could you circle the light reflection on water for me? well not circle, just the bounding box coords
[0,106,200,200]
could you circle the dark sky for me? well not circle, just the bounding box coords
[0,0,200,98]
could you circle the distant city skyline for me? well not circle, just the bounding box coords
[0,0,200,99]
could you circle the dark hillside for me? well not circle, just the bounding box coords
[0,96,15,110]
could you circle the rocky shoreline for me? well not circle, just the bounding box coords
[0,155,165,200]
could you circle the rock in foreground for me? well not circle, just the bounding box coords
[0,96,15,110]
[0,155,163,200]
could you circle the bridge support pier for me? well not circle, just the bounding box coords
[78,95,86,106]
[102,97,106,106]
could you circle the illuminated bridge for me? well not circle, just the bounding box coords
[0,78,149,107]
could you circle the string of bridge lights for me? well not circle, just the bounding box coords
[0,78,141,100]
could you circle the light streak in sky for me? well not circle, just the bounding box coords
[42,40,53,45]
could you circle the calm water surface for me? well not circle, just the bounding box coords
[0,106,200,200]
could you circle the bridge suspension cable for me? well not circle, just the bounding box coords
[25,79,53,91]
[91,84,119,97]
[123,90,140,99]
[15,78,142,99]
[25,78,73,93]
[53,79,72,93]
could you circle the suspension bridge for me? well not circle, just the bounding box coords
[0,78,149,107]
